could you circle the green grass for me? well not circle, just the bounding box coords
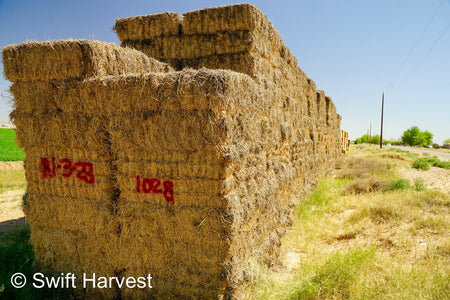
[412,158,430,170]
[413,178,426,191]
[425,157,450,169]
[388,179,411,191]
[0,129,25,161]
[290,247,377,299]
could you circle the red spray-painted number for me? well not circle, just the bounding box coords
[136,175,174,203]
[40,157,95,184]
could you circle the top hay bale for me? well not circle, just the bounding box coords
[113,3,302,88]
[181,3,263,35]
[114,4,262,42]
[115,12,182,41]
[2,39,173,82]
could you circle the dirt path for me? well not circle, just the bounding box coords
[0,190,25,220]
[393,146,450,161]
[0,161,24,171]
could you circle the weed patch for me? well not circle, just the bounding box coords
[412,159,430,170]
[344,175,390,194]
[388,179,411,191]
[291,248,377,299]
[336,157,389,179]
[413,178,426,191]
[425,157,450,169]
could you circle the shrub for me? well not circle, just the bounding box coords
[414,178,426,191]
[344,175,390,194]
[336,157,389,179]
[426,157,450,169]
[412,159,429,171]
[388,179,411,191]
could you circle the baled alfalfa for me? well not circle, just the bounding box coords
[120,28,288,62]
[315,90,327,126]
[340,130,349,154]
[3,39,174,299]
[13,111,119,297]
[2,39,172,83]
[114,4,306,84]
[115,12,182,42]
[117,204,230,294]
[99,68,302,297]
[181,3,263,35]
[114,4,263,42]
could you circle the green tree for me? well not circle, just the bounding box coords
[354,134,380,145]
[416,131,433,146]
[401,126,433,146]
[444,138,450,144]
[370,134,380,145]
[354,134,369,144]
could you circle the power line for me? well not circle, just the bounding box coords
[399,19,450,87]
[391,0,445,88]
[400,0,445,68]
[423,19,450,57]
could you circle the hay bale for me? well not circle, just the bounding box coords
[114,4,302,82]
[14,109,119,299]
[2,39,172,82]
[3,38,174,299]
[182,3,262,34]
[100,69,295,297]
[341,130,349,154]
[115,12,182,41]
[31,227,120,299]
[121,30,256,60]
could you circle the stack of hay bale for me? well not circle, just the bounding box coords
[341,130,350,153]
[112,3,343,298]
[2,40,172,298]
[115,3,342,185]
[3,3,345,299]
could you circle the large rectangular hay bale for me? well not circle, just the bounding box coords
[3,39,174,299]
[181,3,262,34]
[2,39,172,82]
[97,68,292,298]
[115,12,182,41]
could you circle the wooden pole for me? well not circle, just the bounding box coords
[380,92,384,149]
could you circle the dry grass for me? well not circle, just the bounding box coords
[0,169,26,194]
[240,145,450,299]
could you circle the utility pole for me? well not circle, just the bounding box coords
[380,92,384,149]
[369,122,372,143]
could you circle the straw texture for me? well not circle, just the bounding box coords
[2,39,172,82]
[4,39,174,299]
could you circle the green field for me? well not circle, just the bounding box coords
[0,129,25,161]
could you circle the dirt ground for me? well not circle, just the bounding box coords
[0,161,23,171]
[398,165,450,192]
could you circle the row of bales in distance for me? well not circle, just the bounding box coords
[3,3,348,299]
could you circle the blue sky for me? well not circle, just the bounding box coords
[1,0,449,144]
